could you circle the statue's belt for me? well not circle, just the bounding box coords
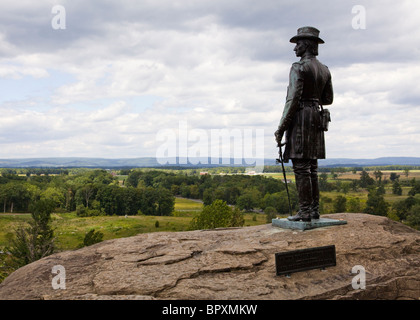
[299,99,320,109]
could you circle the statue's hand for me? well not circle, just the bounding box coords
[274,129,283,145]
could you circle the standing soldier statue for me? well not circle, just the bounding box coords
[275,27,333,222]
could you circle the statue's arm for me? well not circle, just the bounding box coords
[277,63,304,137]
[321,72,333,106]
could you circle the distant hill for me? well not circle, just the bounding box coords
[317,157,420,167]
[0,157,419,168]
[0,157,159,168]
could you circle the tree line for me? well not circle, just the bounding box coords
[0,168,292,216]
[1,167,419,227]
[0,170,175,216]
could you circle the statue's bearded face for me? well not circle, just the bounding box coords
[294,40,307,57]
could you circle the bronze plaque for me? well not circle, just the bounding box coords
[275,245,336,276]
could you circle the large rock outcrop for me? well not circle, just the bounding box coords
[0,213,419,300]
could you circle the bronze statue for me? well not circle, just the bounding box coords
[275,27,333,222]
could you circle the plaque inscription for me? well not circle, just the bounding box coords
[275,245,336,276]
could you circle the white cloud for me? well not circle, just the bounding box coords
[0,62,49,79]
[0,0,419,160]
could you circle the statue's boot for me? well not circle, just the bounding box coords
[310,170,320,220]
[287,211,311,222]
[287,172,312,222]
[311,204,320,220]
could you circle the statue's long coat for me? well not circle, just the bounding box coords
[278,55,333,162]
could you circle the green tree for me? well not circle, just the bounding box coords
[120,169,131,176]
[364,188,389,216]
[40,186,65,209]
[392,196,419,221]
[389,172,400,182]
[236,191,260,211]
[359,170,375,188]
[76,204,88,217]
[392,181,402,195]
[262,189,298,215]
[64,181,78,212]
[202,189,214,206]
[376,183,386,196]
[262,193,281,211]
[264,179,284,195]
[156,187,175,216]
[6,200,56,268]
[96,185,124,215]
[347,197,362,213]
[373,170,383,182]
[139,187,157,215]
[408,181,420,196]
[277,189,298,215]
[0,248,14,283]
[180,183,191,198]
[125,171,142,188]
[406,204,420,229]
[265,206,277,223]
[76,203,103,217]
[350,180,359,192]
[189,185,200,199]
[319,173,333,191]
[224,186,241,205]
[76,183,97,208]
[212,187,225,202]
[230,206,245,227]
[0,182,32,213]
[121,187,142,216]
[190,200,243,230]
[170,184,180,196]
[333,195,347,213]
[341,182,351,194]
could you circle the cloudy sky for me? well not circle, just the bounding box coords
[0,0,419,162]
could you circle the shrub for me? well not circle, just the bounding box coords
[333,195,347,213]
[76,204,104,217]
[347,197,362,213]
[230,206,245,227]
[265,206,277,222]
[364,188,389,216]
[190,200,244,230]
[407,204,420,229]
[80,229,104,247]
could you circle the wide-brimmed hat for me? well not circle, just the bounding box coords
[290,26,324,44]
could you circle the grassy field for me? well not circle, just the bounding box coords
[174,197,203,211]
[264,172,295,182]
[0,198,269,252]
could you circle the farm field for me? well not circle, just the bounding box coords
[264,169,419,215]
[264,169,420,182]
[334,170,420,181]
[265,169,417,199]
